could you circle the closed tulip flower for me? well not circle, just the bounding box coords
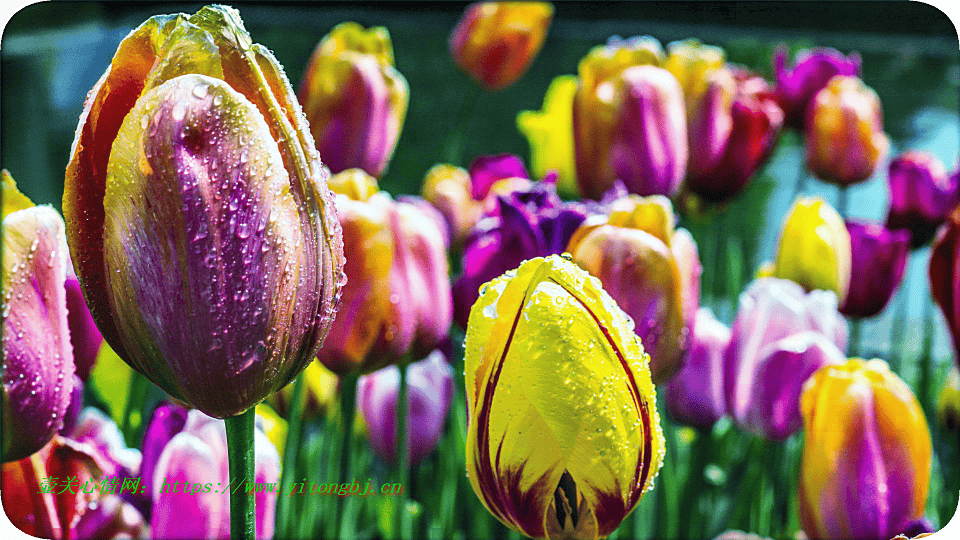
[464,255,664,539]
[886,151,960,248]
[62,6,344,418]
[318,169,451,375]
[567,194,700,383]
[664,308,730,429]
[573,35,666,199]
[2,172,77,462]
[299,22,409,178]
[685,68,784,204]
[150,410,280,539]
[930,207,960,370]
[799,358,932,540]
[357,350,453,465]
[840,220,911,318]
[773,46,861,130]
[725,278,848,436]
[449,2,553,91]
[805,75,889,186]
[773,196,852,302]
[452,180,587,328]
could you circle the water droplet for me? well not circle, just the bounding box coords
[192,83,209,99]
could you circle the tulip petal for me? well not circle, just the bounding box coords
[2,206,75,461]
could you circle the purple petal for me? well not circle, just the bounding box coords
[469,154,530,200]
[841,220,911,318]
[65,276,103,381]
[664,308,729,429]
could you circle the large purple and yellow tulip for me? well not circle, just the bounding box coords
[62,5,344,418]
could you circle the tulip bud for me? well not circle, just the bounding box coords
[464,255,664,539]
[318,170,451,374]
[573,35,666,199]
[608,65,688,198]
[805,75,889,186]
[567,195,700,382]
[2,173,77,462]
[685,68,784,204]
[357,350,453,465]
[449,2,553,91]
[799,358,931,540]
[886,151,959,248]
[63,6,344,418]
[840,220,910,318]
[517,75,580,197]
[422,164,481,246]
[150,410,280,539]
[453,182,587,328]
[930,207,960,370]
[725,278,848,435]
[664,309,729,429]
[299,22,409,177]
[773,46,861,130]
[773,196,852,302]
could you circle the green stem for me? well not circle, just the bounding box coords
[225,408,256,540]
[337,373,358,539]
[889,283,908,373]
[276,375,305,538]
[121,371,149,447]
[440,83,482,166]
[677,429,713,539]
[396,364,412,540]
[919,290,936,413]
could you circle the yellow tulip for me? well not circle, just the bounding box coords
[773,196,852,302]
[517,75,579,198]
[799,358,931,540]
[464,255,663,539]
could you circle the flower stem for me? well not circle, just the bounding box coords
[276,374,305,538]
[396,363,412,540]
[337,372,358,539]
[121,371,149,446]
[848,318,862,358]
[225,408,256,540]
[919,289,936,413]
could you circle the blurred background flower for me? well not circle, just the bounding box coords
[886,151,960,249]
[449,2,553,91]
[567,193,701,382]
[356,350,453,466]
[840,219,911,318]
[664,308,729,429]
[799,358,932,540]
[299,22,409,178]
[805,75,889,186]
[773,46,861,131]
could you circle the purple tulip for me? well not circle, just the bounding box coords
[886,151,960,248]
[773,45,861,131]
[687,69,784,204]
[664,309,730,429]
[609,65,688,197]
[724,278,848,439]
[739,332,844,439]
[2,202,77,462]
[840,220,911,318]
[453,181,587,328]
[136,402,190,516]
[357,350,454,465]
[468,153,531,199]
[150,410,280,539]
[64,274,103,381]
